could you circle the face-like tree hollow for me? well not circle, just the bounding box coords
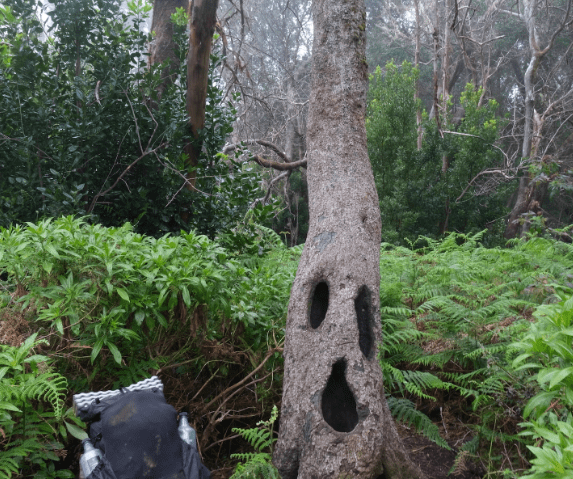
[355,285,374,358]
[321,359,358,432]
[309,281,329,329]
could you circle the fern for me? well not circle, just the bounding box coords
[230,406,279,479]
[0,439,42,479]
[229,454,279,479]
[387,396,450,449]
[232,425,275,452]
[0,333,71,478]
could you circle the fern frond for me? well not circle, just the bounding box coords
[387,397,450,449]
[229,452,279,479]
[0,438,42,478]
[232,426,274,452]
[21,373,67,418]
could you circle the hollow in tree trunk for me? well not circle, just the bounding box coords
[272,0,426,478]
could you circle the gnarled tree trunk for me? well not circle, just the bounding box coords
[273,0,425,477]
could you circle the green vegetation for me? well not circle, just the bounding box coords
[367,61,509,245]
[2,2,573,478]
[513,294,573,478]
[229,405,279,479]
[0,333,83,479]
[0,0,260,237]
[1,218,573,477]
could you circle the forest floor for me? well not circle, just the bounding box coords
[398,423,484,479]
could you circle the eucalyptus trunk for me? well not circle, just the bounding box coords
[273,0,425,477]
[185,0,219,190]
[149,0,186,101]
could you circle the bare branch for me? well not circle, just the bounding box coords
[441,130,509,164]
[87,142,168,213]
[253,154,306,170]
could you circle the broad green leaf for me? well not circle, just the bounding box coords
[0,401,22,412]
[117,288,130,302]
[181,286,191,307]
[65,421,88,440]
[549,367,573,389]
[45,243,60,258]
[107,342,122,365]
[524,391,558,419]
[91,338,104,364]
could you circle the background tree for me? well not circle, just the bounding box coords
[0,0,261,237]
[148,0,186,100]
[217,0,313,245]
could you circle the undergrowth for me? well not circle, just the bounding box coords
[378,231,573,476]
[3,221,573,477]
[0,333,83,479]
[230,405,279,479]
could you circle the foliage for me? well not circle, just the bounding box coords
[230,405,279,479]
[367,62,510,245]
[3,217,573,475]
[0,0,261,237]
[512,293,573,478]
[377,231,573,473]
[367,61,422,244]
[0,333,81,479]
[0,217,294,378]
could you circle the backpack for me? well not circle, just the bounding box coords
[77,388,210,479]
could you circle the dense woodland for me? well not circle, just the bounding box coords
[1,0,573,478]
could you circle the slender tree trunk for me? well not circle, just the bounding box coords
[414,0,423,150]
[504,56,541,239]
[273,0,425,477]
[149,0,186,101]
[185,0,219,190]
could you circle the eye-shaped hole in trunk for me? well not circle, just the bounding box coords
[355,285,374,358]
[321,359,358,433]
[309,281,329,329]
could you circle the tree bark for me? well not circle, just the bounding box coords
[273,0,425,477]
[149,0,187,101]
[185,0,219,190]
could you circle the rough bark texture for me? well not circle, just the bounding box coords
[273,1,425,478]
[185,0,219,189]
[149,0,186,101]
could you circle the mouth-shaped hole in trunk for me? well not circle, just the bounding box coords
[321,359,358,432]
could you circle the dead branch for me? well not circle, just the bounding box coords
[253,154,306,170]
[224,139,307,170]
[203,348,279,411]
[442,130,509,165]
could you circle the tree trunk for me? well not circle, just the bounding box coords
[185,0,219,190]
[149,0,187,101]
[414,0,423,150]
[273,1,425,478]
